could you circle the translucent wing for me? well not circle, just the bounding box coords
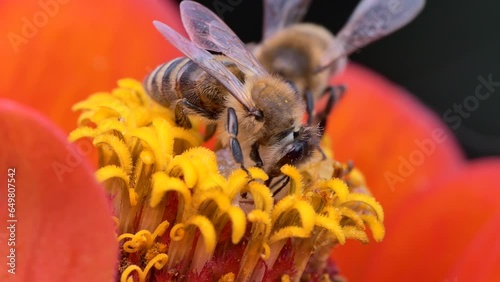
[152,20,256,110]
[180,0,268,77]
[262,0,313,40]
[319,0,425,69]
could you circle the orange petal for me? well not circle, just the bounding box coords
[360,159,500,282]
[0,99,117,281]
[327,63,465,280]
[447,211,500,282]
[0,0,183,133]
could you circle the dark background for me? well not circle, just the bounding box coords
[180,0,500,159]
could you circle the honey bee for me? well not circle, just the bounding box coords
[145,1,320,184]
[253,0,426,127]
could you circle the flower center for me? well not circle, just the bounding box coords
[70,79,385,282]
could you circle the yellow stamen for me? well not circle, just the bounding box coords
[343,226,369,243]
[120,253,168,282]
[338,206,365,229]
[95,165,129,186]
[71,78,386,281]
[280,164,303,195]
[117,221,170,253]
[93,134,132,174]
[171,215,217,254]
[150,172,191,209]
[129,126,170,171]
[361,214,386,242]
[315,214,346,245]
[246,181,274,213]
[342,193,385,222]
[68,126,96,141]
[324,178,350,203]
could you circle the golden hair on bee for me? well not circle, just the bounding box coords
[146,1,320,186]
[254,0,426,126]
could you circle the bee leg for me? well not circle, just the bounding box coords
[174,100,192,129]
[228,107,252,199]
[227,107,247,173]
[317,85,346,135]
[305,89,314,125]
[250,143,263,168]
[344,160,354,176]
[204,124,218,141]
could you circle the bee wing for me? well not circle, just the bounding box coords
[319,0,425,69]
[262,0,313,40]
[152,20,256,110]
[180,0,268,77]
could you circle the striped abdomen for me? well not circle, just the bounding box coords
[144,56,245,121]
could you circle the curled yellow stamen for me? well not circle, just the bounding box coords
[171,215,217,254]
[280,165,303,195]
[261,243,271,260]
[343,193,385,222]
[93,134,132,174]
[324,178,350,202]
[247,182,274,213]
[129,127,167,171]
[225,206,246,244]
[361,214,386,242]
[72,93,130,118]
[120,253,168,282]
[95,165,129,186]
[117,221,170,252]
[343,226,369,243]
[168,155,198,188]
[68,126,96,142]
[150,172,191,209]
[315,214,346,245]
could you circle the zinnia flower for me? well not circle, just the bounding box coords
[67,78,384,281]
[1,0,499,281]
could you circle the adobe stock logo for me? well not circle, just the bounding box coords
[384,128,449,191]
[7,0,71,54]
[443,74,500,130]
[384,73,498,192]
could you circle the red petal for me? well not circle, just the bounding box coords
[0,0,183,134]
[0,99,117,281]
[447,211,500,282]
[360,159,500,282]
[327,63,465,280]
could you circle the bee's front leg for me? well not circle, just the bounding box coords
[250,143,263,168]
[304,89,315,126]
[227,107,247,173]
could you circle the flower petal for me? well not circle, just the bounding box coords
[327,63,465,280]
[328,63,464,210]
[361,159,500,282]
[0,0,183,133]
[0,99,117,281]
[447,211,500,282]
